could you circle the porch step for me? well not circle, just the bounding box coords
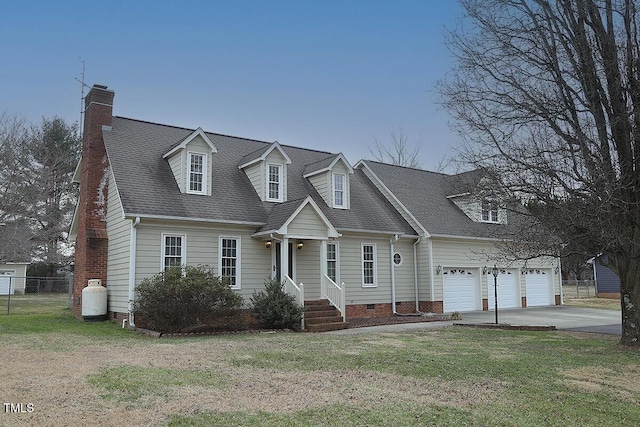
[304,299,348,332]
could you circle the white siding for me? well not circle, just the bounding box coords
[295,240,322,300]
[106,169,131,314]
[430,238,560,306]
[244,163,263,200]
[309,172,331,206]
[449,194,507,224]
[134,221,271,301]
[0,264,27,294]
[392,240,416,302]
[287,204,328,238]
[167,153,184,192]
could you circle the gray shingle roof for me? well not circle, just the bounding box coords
[362,160,525,239]
[104,117,416,235]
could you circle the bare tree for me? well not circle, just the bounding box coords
[370,128,423,168]
[441,0,640,346]
[0,113,31,223]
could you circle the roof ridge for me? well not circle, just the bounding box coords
[114,116,336,156]
[364,159,451,176]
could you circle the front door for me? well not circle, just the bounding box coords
[273,242,295,282]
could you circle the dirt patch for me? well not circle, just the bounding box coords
[0,336,503,426]
[562,365,640,395]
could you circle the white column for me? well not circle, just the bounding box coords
[282,237,289,281]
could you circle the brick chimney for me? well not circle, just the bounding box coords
[72,84,114,318]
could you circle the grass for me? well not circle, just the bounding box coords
[2,299,638,426]
[0,292,69,315]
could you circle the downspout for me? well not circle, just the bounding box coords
[127,217,140,328]
[428,237,435,305]
[391,234,421,317]
[390,234,400,314]
[413,237,422,312]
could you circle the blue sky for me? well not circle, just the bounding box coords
[1,0,461,171]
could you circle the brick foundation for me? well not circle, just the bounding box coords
[345,301,421,319]
[521,296,527,308]
[418,300,443,314]
[482,298,488,311]
[555,294,561,305]
[72,85,114,319]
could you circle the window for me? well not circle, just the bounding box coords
[219,237,241,289]
[188,152,207,194]
[326,242,338,283]
[361,243,377,287]
[393,252,402,266]
[267,164,283,202]
[481,199,498,222]
[333,173,345,208]
[162,234,185,269]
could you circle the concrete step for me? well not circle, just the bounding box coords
[304,308,339,318]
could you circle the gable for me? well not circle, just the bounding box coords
[165,133,214,195]
[287,204,331,238]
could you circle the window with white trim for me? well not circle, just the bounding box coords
[481,199,498,223]
[219,237,241,289]
[326,242,338,283]
[162,234,185,269]
[187,152,207,194]
[333,173,345,208]
[267,164,283,202]
[361,243,377,287]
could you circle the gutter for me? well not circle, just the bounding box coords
[413,237,422,312]
[127,217,140,328]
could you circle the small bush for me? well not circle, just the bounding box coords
[250,278,305,330]
[133,265,244,333]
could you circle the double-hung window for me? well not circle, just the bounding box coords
[219,237,241,289]
[188,152,207,194]
[162,234,185,269]
[326,242,338,283]
[361,243,377,287]
[481,199,498,223]
[267,164,283,202]
[333,173,345,208]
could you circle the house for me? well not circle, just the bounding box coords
[591,255,621,299]
[0,223,31,295]
[70,84,562,328]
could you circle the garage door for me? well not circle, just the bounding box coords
[443,268,479,312]
[525,269,552,306]
[0,270,15,295]
[487,269,519,309]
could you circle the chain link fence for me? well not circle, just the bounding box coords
[562,279,596,299]
[0,276,71,315]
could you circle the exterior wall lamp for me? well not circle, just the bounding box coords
[297,241,303,250]
[264,240,272,249]
[435,265,442,274]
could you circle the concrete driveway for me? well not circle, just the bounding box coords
[329,306,621,335]
[458,305,621,335]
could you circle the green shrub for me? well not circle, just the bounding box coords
[250,278,305,330]
[133,265,244,333]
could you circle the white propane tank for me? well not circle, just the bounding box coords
[82,279,107,321]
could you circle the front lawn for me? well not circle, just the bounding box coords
[0,308,638,426]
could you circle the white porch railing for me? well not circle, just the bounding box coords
[284,275,305,330]
[321,274,345,322]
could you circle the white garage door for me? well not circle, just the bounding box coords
[0,270,16,295]
[487,269,519,309]
[525,269,552,306]
[443,268,479,312]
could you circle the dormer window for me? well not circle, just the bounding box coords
[482,199,498,223]
[333,173,345,208]
[267,163,283,202]
[187,152,207,194]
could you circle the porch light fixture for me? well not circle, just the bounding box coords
[297,241,304,250]
[264,240,272,249]
[436,265,442,275]
[482,266,488,275]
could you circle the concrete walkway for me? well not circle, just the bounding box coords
[328,306,621,335]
